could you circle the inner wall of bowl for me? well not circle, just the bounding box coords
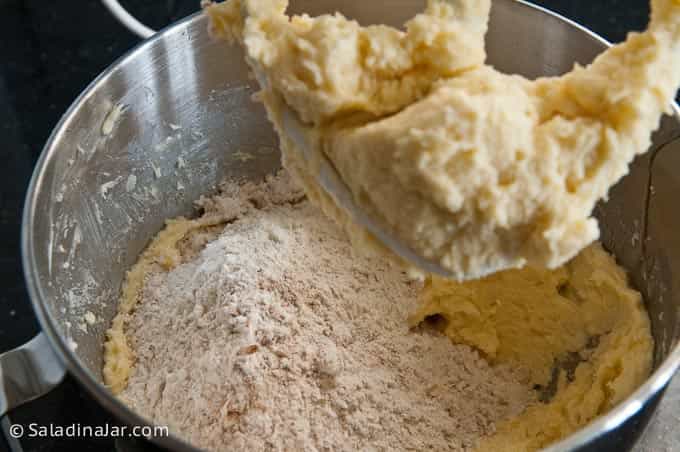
[34,1,679,383]
[33,16,280,375]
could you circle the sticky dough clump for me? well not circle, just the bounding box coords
[205,0,680,280]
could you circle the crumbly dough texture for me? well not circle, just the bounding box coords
[205,0,680,280]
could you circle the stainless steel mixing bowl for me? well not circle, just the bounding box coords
[5,0,679,450]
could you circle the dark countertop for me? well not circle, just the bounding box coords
[0,1,676,451]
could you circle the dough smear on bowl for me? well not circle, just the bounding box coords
[205,0,680,280]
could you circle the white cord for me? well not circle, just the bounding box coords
[101,0,156,39]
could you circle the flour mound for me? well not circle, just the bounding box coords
[119,172,533,451]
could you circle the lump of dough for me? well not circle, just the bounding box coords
[410,242,653,451]
[205,0,680,280]
[206,0,491,123]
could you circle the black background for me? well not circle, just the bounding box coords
[0,0,664,450]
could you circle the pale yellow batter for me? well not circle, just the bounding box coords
[411,242,653,451]
[206,0,680,280]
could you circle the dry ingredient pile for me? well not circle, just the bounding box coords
[116,172,534,451]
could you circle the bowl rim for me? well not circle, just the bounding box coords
[21,2,680,451]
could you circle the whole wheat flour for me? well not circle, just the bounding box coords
[117,172,534,451]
